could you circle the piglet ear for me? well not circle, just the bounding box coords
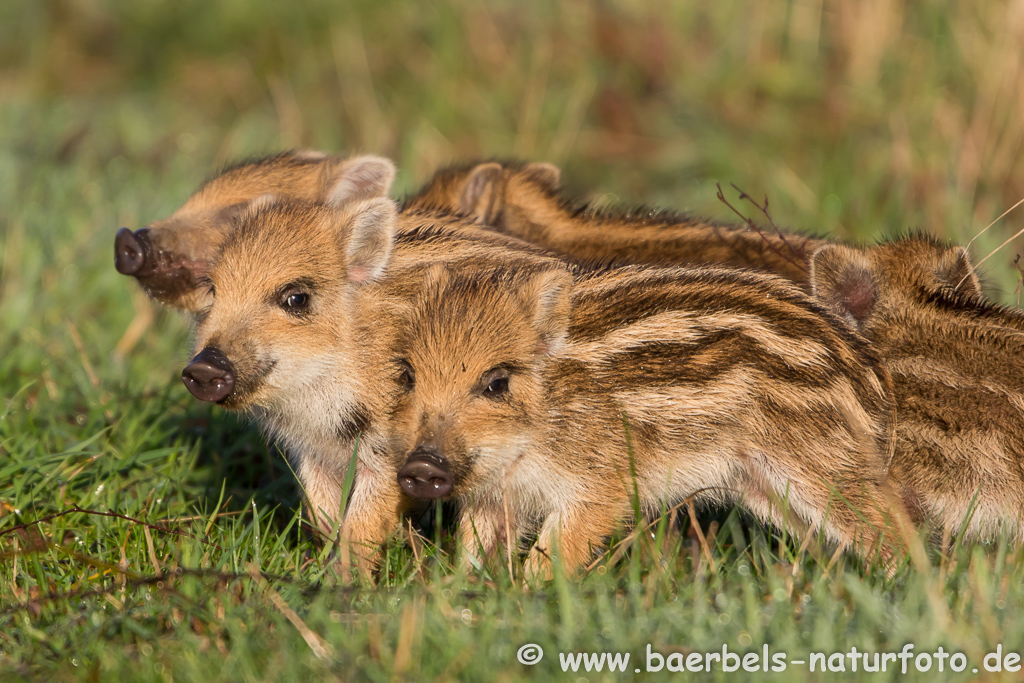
[325,155,397,207]
[527,268,572,356]
[343,197,398,284]
[935,245,982,297]
[809,244,878,330]
[522,162,561,191]
[459,162,504,224]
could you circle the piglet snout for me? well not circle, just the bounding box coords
[114,228,152,276]
[397,447,453,499]
[182,347,236,403]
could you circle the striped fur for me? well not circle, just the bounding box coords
[810,235,1024,540]
[405,160,824,288]
[386,263,907,578]
[189,198,569,571]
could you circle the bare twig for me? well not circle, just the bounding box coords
[965,195,1024,248]
[716,183,809,273]
[0,562,306,618]
[0,506,224,551]
[247,564,334,662]
[966,219,1024,290]
[687,502,717,575]
[584,485,737,573]
[1013,254,1024,307]
[955,195,1024,291]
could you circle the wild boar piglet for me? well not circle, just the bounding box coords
[387,262,910,578]
[182,196,407,558]
[114,151,395,311]
[406,160,824,289]
[180,196,570,569]
[810,235,1024,541]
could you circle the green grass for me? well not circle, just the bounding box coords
[3,1,1024,680]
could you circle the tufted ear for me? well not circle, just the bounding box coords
[522,162,562,191]
[325,155,397,207]
[935,245,982,297]
[809,244,878,330]
[459,162,504,224]
[341,197,399,284]
[526,268,572,356]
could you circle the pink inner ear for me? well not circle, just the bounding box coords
[348,266,371,283]
[843,270,876,322]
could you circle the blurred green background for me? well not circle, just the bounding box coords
[4,3,1024,678]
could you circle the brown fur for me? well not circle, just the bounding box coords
[405,160,825,288]
[387,262,908,578]
[120,151,395,311]
[810,235,1024,540]
[189,198,569,570]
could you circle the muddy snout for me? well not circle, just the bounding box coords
[397,448,453,499]
[182,348,236,403]
[114,228,153,276]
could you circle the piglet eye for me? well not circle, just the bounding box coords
[482,372,509,399]
[397,361,415,391]
[197,276,215,297]
[279,287,311,314]
[484,377,508,396]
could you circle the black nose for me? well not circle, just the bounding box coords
[397,447,453,499]
[182,348,236,403]
[114,228,151,275]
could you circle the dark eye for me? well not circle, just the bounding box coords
[481,370,509,399]
[197,276,215,297]
[397,361,415,391]
[484,377,508,397]
[280,288,310,313]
